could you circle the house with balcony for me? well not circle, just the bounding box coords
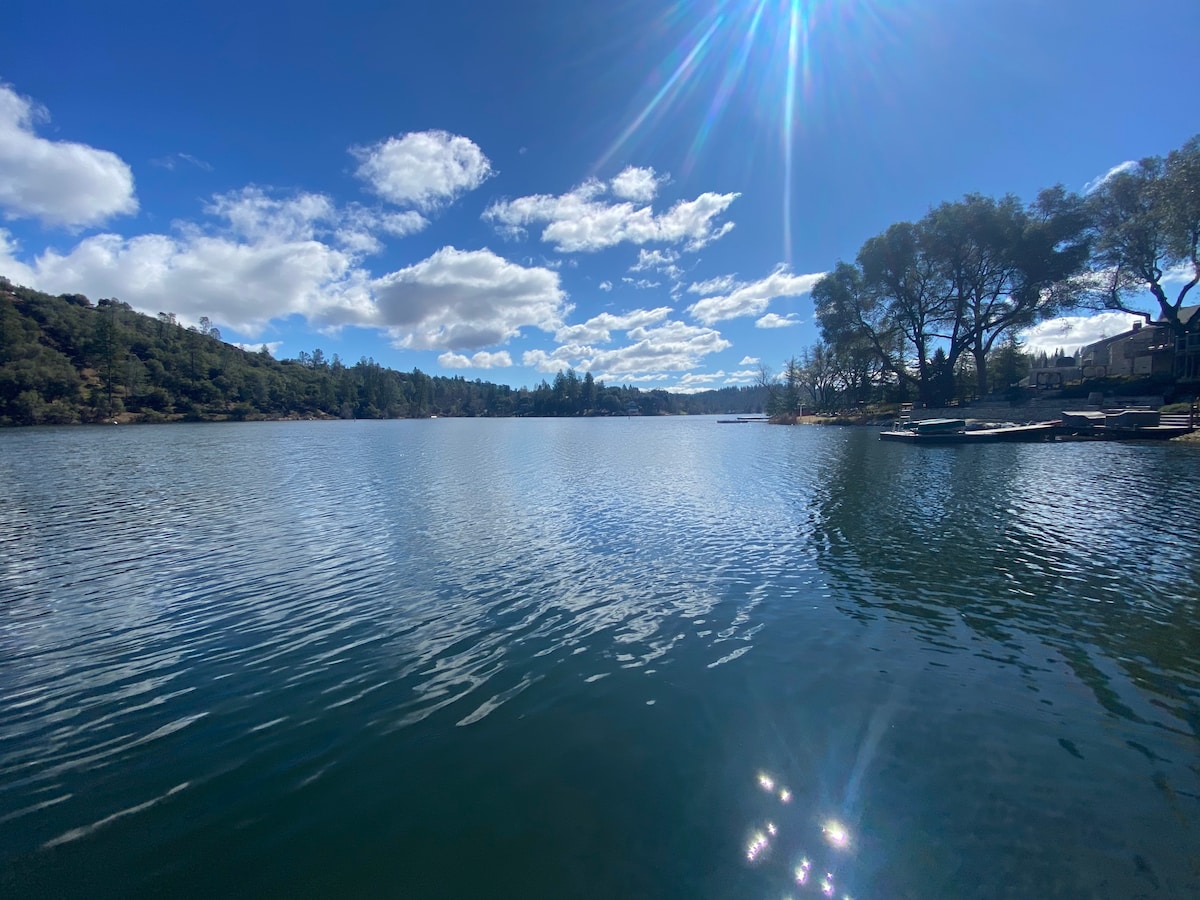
[1079,307,1200,380]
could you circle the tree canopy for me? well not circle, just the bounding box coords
[0,279,767,426]
[812,191,1091,404]
[1086,135,1200,335]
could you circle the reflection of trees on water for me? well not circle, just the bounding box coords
[808,429,1200,739]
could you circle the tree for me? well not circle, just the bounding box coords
[91,302,124,416]
[1086,134,1200,338]
[923,190,1089,396]
[794,345,839,413]
[988,333,1030,400]
[815,191,1090,402]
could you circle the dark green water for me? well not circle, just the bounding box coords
[1,418,1198,898]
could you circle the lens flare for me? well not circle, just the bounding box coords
[795,858,812,884]
[746,829,770,862]
[822,819,850,848]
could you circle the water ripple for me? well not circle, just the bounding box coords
[2,421,1198,897]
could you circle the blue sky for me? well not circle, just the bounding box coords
[2,0,1197,389]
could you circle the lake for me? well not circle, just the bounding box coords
[1,418,1198,898]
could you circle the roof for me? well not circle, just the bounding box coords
[1170,305,1200,327]
[1081,305,1200,357]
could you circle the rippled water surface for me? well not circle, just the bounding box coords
[2,419,1198,898]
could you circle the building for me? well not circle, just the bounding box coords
[1079,306,1200,380]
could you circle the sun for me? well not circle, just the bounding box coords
[595,1,903,263]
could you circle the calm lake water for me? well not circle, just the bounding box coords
[1,418,1198,898]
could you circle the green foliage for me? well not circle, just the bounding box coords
[0,278,765,426]
[1086,134,1200,334]
[813,190,1090,405]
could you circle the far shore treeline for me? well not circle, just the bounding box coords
[0,279,767,425]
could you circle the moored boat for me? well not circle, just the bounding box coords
[880,418,1060,444]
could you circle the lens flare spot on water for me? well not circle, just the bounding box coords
[822,819,850,848]
[746,830,770,863]
[757,772,776,792]
[820,874,835,896]
[767,821,778,836]
[779,787,792,803]
[795,858,811,884]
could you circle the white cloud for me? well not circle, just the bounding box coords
[687,274,739,295]
[622,277,660,290]
[1083,159,1138,195]
[2,166,573,352]
[352,130,493,210]
[610,166,665,202]
[484,172,738,253]
[0,229,36,284]
[233,341,283,356]
[1019,312,1142,356]
[0,177,487,340]
[18,230,371,336]
[687,265,823,325]
[438,350,514,369]
[630,248,679,272]
[524,317,730,378]
[598,280,613,291]
[0,82,137,228]
[205,187,336,242]
[630,247,685,295]
[675,371,726,386]
[0,185,428,336]
[553,306,672,343]
[202,186,427,254]
[1163,261,1198,286]
[755,312,800,328]
[738,355,760,365]
[373,246,566,351]
[725,368,760,383]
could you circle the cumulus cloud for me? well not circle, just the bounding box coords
[1083,160,1138,195]
[610,165,665,202]
[484,171,738,253]
[372,246,566,351]
[205,187,336,242]
[523,317,730,378]
[0,181,466,337]
[687,265,823,325]
[1019,312,1143,356]
[756,312,800,328]
[438,350,513,369]
[598,280,613,291]
[203,186,428,253]
[0,82,138,228]
[738,355,760,365]
[352,130,493,210]
[18,230,372,336]
[553,306,672,343]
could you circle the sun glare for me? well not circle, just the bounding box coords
[597,0,898,263]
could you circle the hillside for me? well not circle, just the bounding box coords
[0,279,767,425]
